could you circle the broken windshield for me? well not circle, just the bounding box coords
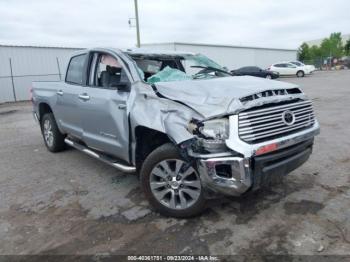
[128,53,231,84]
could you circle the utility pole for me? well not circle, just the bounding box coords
[134,0,141,48]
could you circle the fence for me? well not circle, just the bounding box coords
[303,56,350,70]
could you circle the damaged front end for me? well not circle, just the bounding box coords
[182,117,253,197]
[121,49,319,198]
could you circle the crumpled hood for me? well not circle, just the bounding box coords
[154,76,301,118]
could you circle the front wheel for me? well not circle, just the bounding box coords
[140,143,206,218]
[296,70,305,77]
[265,74,272,79]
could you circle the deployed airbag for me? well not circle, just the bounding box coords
[147,66,192,84]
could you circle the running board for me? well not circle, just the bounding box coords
[64,138,136,173]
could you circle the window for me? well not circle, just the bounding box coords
[89,53,129,88]
[66,54,87,84]
[274,64,286,68]
[286,63,297,68]
[291,61,303,66]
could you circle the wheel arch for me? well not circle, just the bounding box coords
[38,102,53,122]
[134,126,175,172]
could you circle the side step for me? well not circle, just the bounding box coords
[64,138,136,173]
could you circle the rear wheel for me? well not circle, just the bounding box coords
[40,113,66,152]
[296,70,305,77]
[140,143,206,218]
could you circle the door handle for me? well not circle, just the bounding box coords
[78,93,90,101]
[118,104,127,110]
[57,90,64,96]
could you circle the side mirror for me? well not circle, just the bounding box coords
[110,81,130,92]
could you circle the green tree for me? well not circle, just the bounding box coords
[344,39,350,56]
[298,42,311,61]
[309,45,322,59]
[320,32,344,58]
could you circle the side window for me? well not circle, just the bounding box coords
[89,53,129,88]
[66,54,86,85]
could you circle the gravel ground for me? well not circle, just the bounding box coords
[0,70,349,257]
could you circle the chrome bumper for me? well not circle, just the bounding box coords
[197,156,252,196]
[195,117,320,196]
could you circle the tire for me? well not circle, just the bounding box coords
[40,113,66,152]
[140,143,206,218]
[296,70,305,77]
[265,74,272,79]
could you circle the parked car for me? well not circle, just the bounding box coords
[32,48,320,218]
[289,61,316,73]
[231,66,279,79]
[268,62,309,77]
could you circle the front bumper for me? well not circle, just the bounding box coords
[194,116,320,196]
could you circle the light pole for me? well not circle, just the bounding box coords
[134,0,141,48]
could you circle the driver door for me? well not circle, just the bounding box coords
[79,52,131,161]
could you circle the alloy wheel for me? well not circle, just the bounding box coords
[149,159,201,210]
[43,119,54,147]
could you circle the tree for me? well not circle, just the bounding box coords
[320,32,344,58]
[344,39,350,56]
[298,43,311,61]
[309,45,322,59]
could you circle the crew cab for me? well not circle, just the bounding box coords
[32,48,320,217]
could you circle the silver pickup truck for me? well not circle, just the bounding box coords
[32,48,320,217]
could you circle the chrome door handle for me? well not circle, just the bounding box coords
[57,90,64,96]
[118,104,127,110]
[78,94,90,101]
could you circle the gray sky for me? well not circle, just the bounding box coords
[0,0,349,49]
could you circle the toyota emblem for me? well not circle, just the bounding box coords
[282,110,295,126]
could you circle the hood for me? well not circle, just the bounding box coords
[154,76,303,119]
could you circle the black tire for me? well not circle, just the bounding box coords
[265,74,272,79]
[296,70,305,77]
[40,113,66,152]
[140,143,206,218]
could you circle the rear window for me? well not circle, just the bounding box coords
[66,54,86,84]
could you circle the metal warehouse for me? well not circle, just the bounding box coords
[0,45,80,103]
[142,42,297,71]
[0,43,297,103]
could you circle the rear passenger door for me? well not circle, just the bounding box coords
[55,53,87,139]
[79,52,131,161]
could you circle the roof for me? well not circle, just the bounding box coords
[0,44,82,50]
[142,42,298,52]
[124,48,194,56]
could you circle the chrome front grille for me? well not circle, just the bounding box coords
[238,100,315,143]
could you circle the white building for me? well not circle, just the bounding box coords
[0,45,80,103]
[141,42,297,71]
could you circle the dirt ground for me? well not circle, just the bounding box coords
[0,70,349,258]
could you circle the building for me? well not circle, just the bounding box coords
[0,42,297,103]
[141,42,297,71]
[306,34,350,46]
[0,45,80,103]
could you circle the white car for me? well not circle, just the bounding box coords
[268,62,308,77]
[290,61,316,73]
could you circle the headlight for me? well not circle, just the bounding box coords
[198,118,229,140]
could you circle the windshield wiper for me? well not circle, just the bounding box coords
[191,65,232,76]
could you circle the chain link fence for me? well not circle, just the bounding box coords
[303,56,350,70]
